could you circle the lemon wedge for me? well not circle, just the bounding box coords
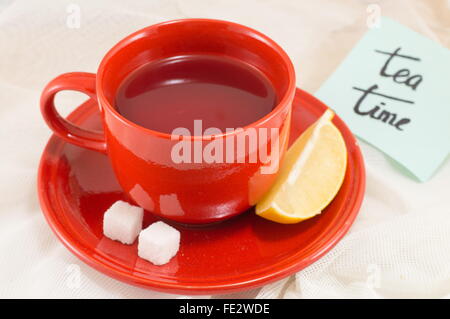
[255,109,347,224]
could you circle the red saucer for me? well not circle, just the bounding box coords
[38,88,365,295]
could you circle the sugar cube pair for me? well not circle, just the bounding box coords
[103,200,180,265]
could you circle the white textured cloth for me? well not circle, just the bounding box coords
[0,0,449,298]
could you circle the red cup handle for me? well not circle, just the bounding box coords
[40,72,107,153]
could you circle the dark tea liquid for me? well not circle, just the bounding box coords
[115,54,277,134]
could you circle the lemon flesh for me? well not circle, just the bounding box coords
[255,109,347,224]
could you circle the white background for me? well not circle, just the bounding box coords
[0,0,449,298]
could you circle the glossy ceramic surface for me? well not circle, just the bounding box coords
[40,19,296,224]
[38,89,365,295]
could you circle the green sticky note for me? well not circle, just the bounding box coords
[316,17,450,182]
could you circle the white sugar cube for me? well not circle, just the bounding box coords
[103,200,144,244]
[138,221,180,265]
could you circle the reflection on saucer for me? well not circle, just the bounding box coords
[134,252,180,276]
[96,237,138,270]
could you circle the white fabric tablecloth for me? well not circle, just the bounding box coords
[1,0,449,298]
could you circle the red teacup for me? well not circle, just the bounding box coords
[40,19,296,224]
